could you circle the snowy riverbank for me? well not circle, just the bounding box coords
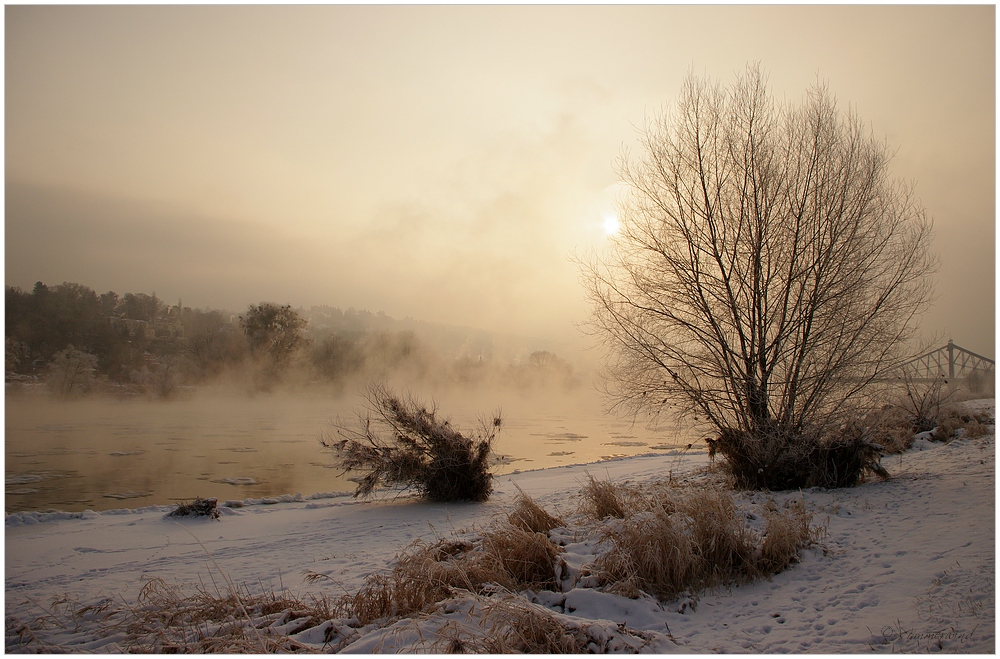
[6,400,994,652]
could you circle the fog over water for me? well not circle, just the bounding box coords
[5,385,696,514]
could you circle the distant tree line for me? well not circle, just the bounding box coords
[5,281,578,398]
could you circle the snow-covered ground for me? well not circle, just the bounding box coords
[5,400,995,653]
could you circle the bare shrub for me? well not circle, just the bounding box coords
[898,372,955,433]
[168,497,220,519]
[507,484,564,534]
[963,369,994,396]
[323,383,501,502]
[717,423,888,490]
[816,426,891,485]
[588,477,818,601]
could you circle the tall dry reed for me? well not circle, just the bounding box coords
[582,477,818,600]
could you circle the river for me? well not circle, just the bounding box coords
[5,384,698,513]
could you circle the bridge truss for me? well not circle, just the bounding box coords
[901,340,995,380]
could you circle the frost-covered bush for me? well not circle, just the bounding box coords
[897,373,954,434]
[47,347,98,398]
[716,422,888,490]
[323,384,500,502]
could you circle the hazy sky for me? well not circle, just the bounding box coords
[5,5,995,355]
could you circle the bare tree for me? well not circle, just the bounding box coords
[583,65,936,446]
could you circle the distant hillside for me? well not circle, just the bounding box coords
[300,305,584,367]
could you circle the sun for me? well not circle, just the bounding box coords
[603,215,620,236]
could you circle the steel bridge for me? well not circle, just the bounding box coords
[901,340,995,380]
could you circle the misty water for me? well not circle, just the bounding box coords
[5,386,697,514]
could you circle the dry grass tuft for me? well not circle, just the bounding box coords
[98,578,336,652]
[580,472,635,520]
[587,477,818,601]
[480,524,561,590]
[757,499,816,573]
[594,509,697,600]
[464,596,592,653]
[337,521,562,626]
[507,484,564,534]
[338,556,453,626]
[962,417,989,438]
[11,497,567,650]
[866,405,919,454]
[431,539,475,562]
[931,413,991,442]
[5,595,120,653]
[930,415,962,441]
[863,400,994,455]
[682,487,758,578]
[427,594,652,653]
